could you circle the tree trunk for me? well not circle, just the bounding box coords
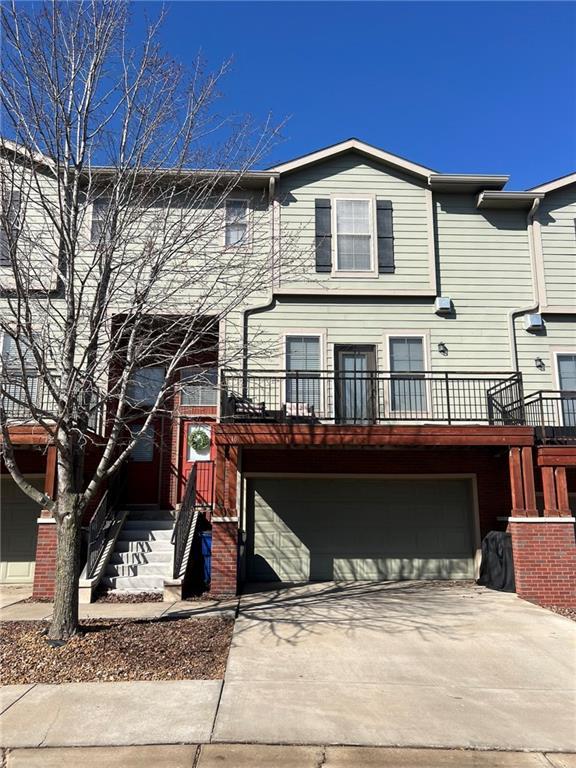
[47,493,82,642]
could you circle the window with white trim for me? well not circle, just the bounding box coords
[91,198,109,243]
[335,199,373,272]
[285,335,321,414]
[180,366,218,406]
[1,191,21,267]
[389,336,427,413]
[224,199,249,246]
[557,353,576,426]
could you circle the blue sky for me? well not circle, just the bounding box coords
[130,1,575,189]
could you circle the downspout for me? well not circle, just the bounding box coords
[507,197,542,371]
[241,175,278,390]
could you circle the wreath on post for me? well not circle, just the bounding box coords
[188,427,210,453]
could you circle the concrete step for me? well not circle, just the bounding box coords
[105,562,172,577]
[109,550,173,565]
[114,540,173,553]
[126,508,175,521]
[123,519,174,531]
[117,528,173,542]
[101,575,166,591]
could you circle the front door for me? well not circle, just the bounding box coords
[179,421,214,505]
[335,345,377,424]
[124,420,161,505]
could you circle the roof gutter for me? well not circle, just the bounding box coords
[507,196,542,370]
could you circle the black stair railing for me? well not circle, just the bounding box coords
[86,469,124,578]
[172,463,198,580]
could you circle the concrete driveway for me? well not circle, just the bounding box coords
[213,581,576,751]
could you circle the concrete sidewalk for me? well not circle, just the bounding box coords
[0,594,239,621]
[2,744,576,767]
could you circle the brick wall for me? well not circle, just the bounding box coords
[210,520,238,596]
[510,521,576,608]
[32,523,57,600]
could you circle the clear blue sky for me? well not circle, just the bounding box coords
[132,3,573,189]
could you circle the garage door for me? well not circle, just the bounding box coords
[247,477,476,582]
[0,476,44,584]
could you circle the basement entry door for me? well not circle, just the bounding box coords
[246,477,476,582]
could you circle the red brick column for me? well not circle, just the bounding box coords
[509,520,576,608]
[210,519,238,596]
[32,521,57,599]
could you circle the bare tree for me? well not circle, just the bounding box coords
[0,0,286,641]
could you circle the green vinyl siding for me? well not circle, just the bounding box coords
[277,153,432,293]
[538,185,576,309]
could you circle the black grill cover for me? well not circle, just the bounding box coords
[477,531,515,592]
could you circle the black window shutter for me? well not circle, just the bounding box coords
[376,199,395,273]
[315,198,332,273]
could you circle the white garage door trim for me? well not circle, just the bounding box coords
[243,473,481,581]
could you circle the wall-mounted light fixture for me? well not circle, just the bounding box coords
[438,342,449,356]
[535,357,545,371]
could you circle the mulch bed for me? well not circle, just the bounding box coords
[92,590,164,603]
[548,606,576,621]
[0,617,233,684]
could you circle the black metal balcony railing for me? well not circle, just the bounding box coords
[220,369,524,426]
[1,373,104,434]
[521,390,576,444]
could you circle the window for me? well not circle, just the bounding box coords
[127,366,165,406]
[224,199,249,246]
[1,191,21,267]
[557,353,576,426]
[389,336,427,413]
[129,423,155,462]
[91,199,109,243]
[285,335,321,413]
[335,199,373,272]
[181,366,218,406]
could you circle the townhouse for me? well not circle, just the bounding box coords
[1,139,575,608]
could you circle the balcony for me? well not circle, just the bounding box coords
[521,390,576,445]
[220,369,524,427]
[1,374,104,434]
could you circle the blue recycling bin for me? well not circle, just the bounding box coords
[201,531,212,585]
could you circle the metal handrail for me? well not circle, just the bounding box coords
[172,464,198,580]
[522,390,576,444]
[86,469,124,578]
[220,369,523,425]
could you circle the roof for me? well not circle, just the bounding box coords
[528,171,576,194]
[268,138,509,191]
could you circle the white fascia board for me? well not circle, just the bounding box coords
[268,138,436,179]
[528,172,576,193]
[477,191,544,209]
[428,174,509,192]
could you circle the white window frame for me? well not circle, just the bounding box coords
[282,331,326,416]
[385,332,431,419]
[180,366,219,407]
[223,197,251,249]
[90,198,110,244]
[552,347,576,427]
[331,195,378,279]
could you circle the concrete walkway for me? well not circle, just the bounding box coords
[0,593,239,621]
[3,744,576,767]
[213,582,576,751]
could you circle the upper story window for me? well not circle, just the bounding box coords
[334,199,374,273]
[285,335,322,414]
[127,366,165,406]
[224,199,249,246]
[389,336,427,413]
[180,366,218,406]
[0,191,21,267]
[91,199,109,243]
